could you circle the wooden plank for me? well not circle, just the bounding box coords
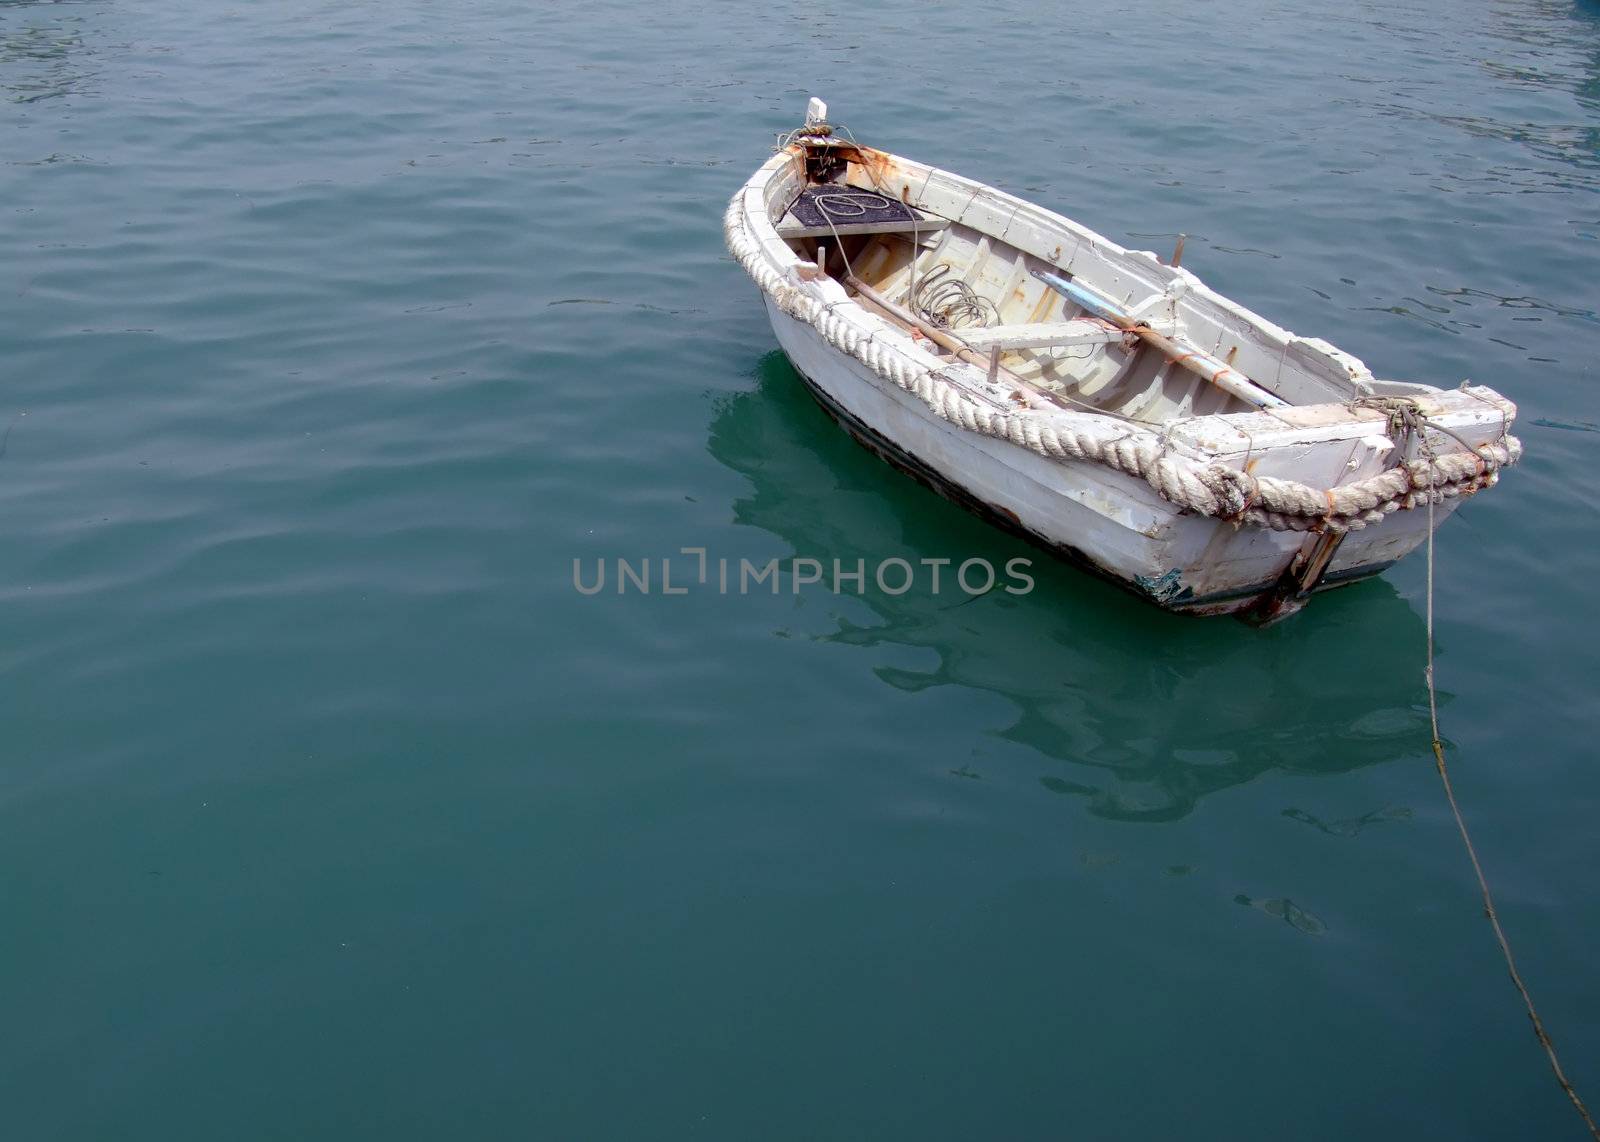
[843,274,1060,413]
[775,215,951,240]
[960,319,1124,351]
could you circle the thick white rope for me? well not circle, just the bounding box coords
[726,194,1520,533]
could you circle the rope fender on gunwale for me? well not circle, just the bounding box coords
[725,196,1521,534]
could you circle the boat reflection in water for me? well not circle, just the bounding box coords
[707,354,1434,822]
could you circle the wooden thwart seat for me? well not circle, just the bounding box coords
[959,319,1125,351]
[776,213,950,240]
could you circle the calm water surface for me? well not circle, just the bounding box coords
[3,1,1598,1138]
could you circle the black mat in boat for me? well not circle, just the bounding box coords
[785,186,916,229]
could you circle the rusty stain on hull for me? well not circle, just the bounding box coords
[842,144,894,187]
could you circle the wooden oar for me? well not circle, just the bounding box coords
[1032,270,1286,410]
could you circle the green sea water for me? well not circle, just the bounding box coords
[3,1,1598,1138]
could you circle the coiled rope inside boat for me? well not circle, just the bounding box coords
[909,263,999,330]
[724,193,1521,534]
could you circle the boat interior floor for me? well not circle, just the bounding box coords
[780,220,1257,424]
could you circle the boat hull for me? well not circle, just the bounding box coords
[766,299,1438,615]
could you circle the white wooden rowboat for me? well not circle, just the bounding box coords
[725,99,1521,619]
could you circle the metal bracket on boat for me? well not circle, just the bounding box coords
[1124,277,1187,326]
[1245,529,1348,625]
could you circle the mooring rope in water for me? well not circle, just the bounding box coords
[1424,480,1600,1141]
